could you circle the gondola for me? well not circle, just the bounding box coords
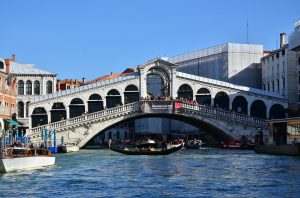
[109,143,183,155]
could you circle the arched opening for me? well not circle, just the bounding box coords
[250,100,266,119]
[18,80,24,95]
[196,88,211,105]
[17,101,24,118]
[147,74,164,97]
[0,61,4,69]
[32,107,48,128]
[88,94,104,113]
[232,96,248,114]
[214,92,229,110]
[26,102,30,117]
[269,104,285,119]
[106,89,122,108]
[51,102,67,122]
[26,80,32,95]
[124,85,139,104]
[178,84,193,101]
[47,81,53,94]
[69,98,85,118]
[34,81,40,95]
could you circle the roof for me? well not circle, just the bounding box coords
[10,62,56,76]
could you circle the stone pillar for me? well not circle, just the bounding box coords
[41,77,45,95]
[170,66,177,99]
[247,102,251,116]
[53,76,57,93]
[139,68,147,98]
[229,96,232,111]
[66,106,70,119]
[47,111,51,124]
[85,102,88,113]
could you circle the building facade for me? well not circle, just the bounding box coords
[168,43,264,88]
[0,57,17,130]
[7,56,57,127]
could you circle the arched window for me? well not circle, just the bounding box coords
[124,85,139,104]
[298,57,300,65]
[106,89,122,108]
[34,81,40,95]
[26,102,30,117]
[17,101,24,118]
[18,80,24,95]
[178,84,193,101]
[26,80,32,95]
[46,81,53,94]
[0,61,4,69]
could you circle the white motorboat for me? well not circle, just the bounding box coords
[59,144,80,153]
[0,147,55,173]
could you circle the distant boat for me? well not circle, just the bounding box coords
[0,147,55,173]
[59,144,80,153]
[109,143,183,155]
[220,141,254,150]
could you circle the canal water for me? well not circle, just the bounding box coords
[1,149,300,198]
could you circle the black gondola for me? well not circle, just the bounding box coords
[109,144,183,155]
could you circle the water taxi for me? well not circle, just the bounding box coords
[0,147,55,173]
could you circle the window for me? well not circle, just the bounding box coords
[272,56,274,61]
[276,53,279,58]
[282,49,285,56]
[46,81,53,94]
[262,84,265,90]
[18,80,24,95]
[34,81,40,95]
[298,72,300,85]
[267,83,270,91]
[298,57,300,65]
[0,61,4,69]
[272,81,274,92]
[282,77,285,90]
[277,79,280,91]
[26,80,32,95]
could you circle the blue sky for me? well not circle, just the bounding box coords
[0,0,299,80]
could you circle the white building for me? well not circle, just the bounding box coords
[262,31,298,106]
[10,59,57,127]
[289,19,300,105]
[168,43,264,88]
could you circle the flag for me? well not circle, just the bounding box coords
[6,74,13,86]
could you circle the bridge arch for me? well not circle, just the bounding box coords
[250,100,266,119]
[69,98,85,118]
[178,84,193,101]
[269,104,285,119]
[124,84,139,104]
[214,91,229,110]
[32,107,48,128]
[232,95,248,114]
[51,102,67,123]
[88,94,104,113]
[78,113,234,148]
[196,88,211,105]
[106,89,122,108]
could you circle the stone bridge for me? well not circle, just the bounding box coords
[27,58,287,146]
[29,101,268,148]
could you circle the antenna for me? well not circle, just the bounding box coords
[246,19,249,44]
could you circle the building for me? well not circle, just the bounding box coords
[168,43,264,88]
[0,57,17,130]
[289,19,300,106]
[57,79,85,91]
[6,55,57,127]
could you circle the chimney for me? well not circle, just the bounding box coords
[82,77,86,83]
[280,33,286,48]
[4,59,10,74]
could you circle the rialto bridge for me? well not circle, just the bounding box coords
[27,58,287,146]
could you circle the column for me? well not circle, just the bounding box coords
[139,68,147,98]
[47,111,51,124]
[66,106,70,119]
[170,66,177,99]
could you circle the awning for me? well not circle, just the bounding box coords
[4,119,23,126]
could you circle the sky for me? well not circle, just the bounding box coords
[0,0,299,80]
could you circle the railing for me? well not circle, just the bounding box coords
[181,102,267,126]
[29,101,267,138]
[30,102,140,137]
